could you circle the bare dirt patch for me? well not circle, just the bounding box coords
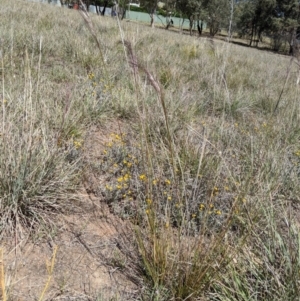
[1,123,139,301]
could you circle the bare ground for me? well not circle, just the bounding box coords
[1,123,139,301]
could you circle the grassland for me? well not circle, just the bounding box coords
[1,1,300,300]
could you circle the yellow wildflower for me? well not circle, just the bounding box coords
[117,177,124,183]
[139,174,147,181]
[123,174,130,181]
[74,140,82,149]
[105,185,112,191]
[165,179,171,185]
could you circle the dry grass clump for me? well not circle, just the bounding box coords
[2,0,300,300]
[0,0,120,236]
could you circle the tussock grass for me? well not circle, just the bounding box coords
[1,0,300,300]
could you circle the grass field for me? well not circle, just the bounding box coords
[1,1,300,300]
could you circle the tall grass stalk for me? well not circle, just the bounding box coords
[0,249,6,301]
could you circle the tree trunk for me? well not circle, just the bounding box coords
[101,1,108,16]
[150,13,155,28]
[249,23,254,46]
[189,16,193,36]
[121,8,126,20]
[254,25,257,47]
[197,20,203,36]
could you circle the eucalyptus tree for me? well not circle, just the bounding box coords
[139,0,160,27]
[237,0,277,46]
[176,0,203,35]
[202,0,230,36]
[276,0,300,50]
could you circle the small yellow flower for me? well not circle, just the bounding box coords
[139,174,147,181]
[103,150,107,155]
[113,163,118,168]
[167,196,172,201]
[209,204,214,208]
[199,204,205,211]
[117,177,124,183]
[105,184,112,191]
[146,199,152,205]
[215,210,222,215]
[165,222,169,228]
[192,214,196,218]
[224,186,230,191]
[74,140,82,149]
[165,179,171,185]
[145,209,150,215]
[116,185,122,190]
[152,179,158,185]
